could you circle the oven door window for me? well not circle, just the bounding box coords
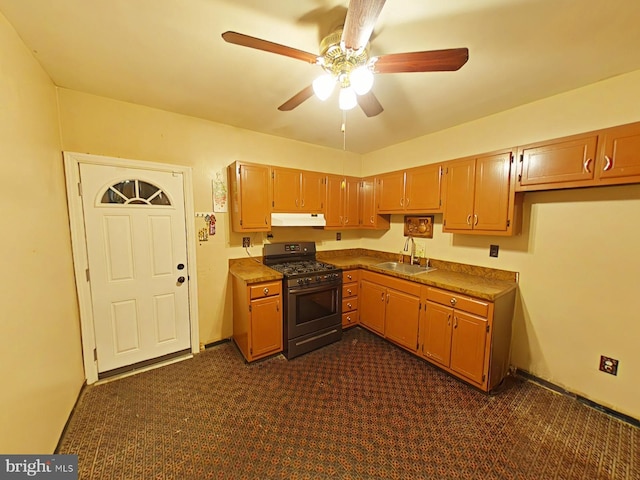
[294,288,338,326]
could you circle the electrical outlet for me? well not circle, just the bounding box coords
[242,237,250,248]
[336,232,341,241]
[489,244,499,257]
[599,356,619,375]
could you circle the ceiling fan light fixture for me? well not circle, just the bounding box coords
[339,86,357,111]
[350,65,374,95]
[312,73,336,101]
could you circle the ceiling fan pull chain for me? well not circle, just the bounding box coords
[342,110,347,151]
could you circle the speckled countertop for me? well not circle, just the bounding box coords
[229,248,518,301]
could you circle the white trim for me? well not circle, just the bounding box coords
[63,152,200,384]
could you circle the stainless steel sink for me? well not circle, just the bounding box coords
[374,261,437,276]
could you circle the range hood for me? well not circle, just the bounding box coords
[270,213,326,227]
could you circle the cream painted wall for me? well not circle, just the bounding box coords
[0,13,84,453]
[360,70,640,419]
[56,89,362,344]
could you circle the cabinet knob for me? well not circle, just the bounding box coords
[347,274,352,280]
[347,303,352,309]
[263,287,269,295]
[450,298,457,306]
[346,315,352,322]
[347,289,352,295]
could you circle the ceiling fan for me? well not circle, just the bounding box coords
[221,0,469,117]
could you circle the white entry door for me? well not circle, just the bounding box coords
[80,163,191,373]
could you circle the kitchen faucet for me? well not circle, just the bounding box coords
[403,236,417,265]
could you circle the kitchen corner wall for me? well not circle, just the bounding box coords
[361,69,640,420]
[0,12,85,453]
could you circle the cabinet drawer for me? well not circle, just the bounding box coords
[342,297,358,313]
[249,281,282,299]
[427,287,489,317]
[343,270,360,283]
[342,311,358,327]
[343,282,359,298]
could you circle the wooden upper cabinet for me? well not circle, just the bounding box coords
[272,167,325,213]
[598,122,640,183]
[228,161,271,232]
[405,164,442,212]
[324,174,360,228]
[517,133,599,191]
[376,171,405,212]
[376,165,442,213]
[443,150,518,235]
[359,177,390,230]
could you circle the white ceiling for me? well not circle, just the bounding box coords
[2,0,640,154]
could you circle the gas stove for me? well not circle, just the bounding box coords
[263,243,341,288]
[263,241,343,359]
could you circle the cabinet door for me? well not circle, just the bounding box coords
[272,167,301,212]
[250,295,282,358]
[324,174,343,227]
[300,171,326,212]
[376,171,405,212]
[359,279,386,335]
[599,123,640,181]
[422,301,452,367]
[238,163,271,231]
[473,152,512,232]
[443,158,475,231]
[519,135,598,188]
[405,164,442,212]
[343,176,360,226]
[450,310,488,385]
[385,289,420,352]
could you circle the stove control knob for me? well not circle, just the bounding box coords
[304,277,311,284]
[297,279,303,285]
[316,276,321,282]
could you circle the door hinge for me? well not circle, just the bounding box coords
[272,200,274,207]
[519,154,524,162]
[240,219,243,226]
[518,174,522,182]
[506,219,511,228]
[439,166,443,176]
[418,302,421,311]
[271,171,274,179]
[85,268,90,282]
[486,324,490,333]
[77,182,83,196]
[93,348,97,362]
[482,374,486,382]
[249,304,252,312]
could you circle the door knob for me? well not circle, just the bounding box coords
[177,276,186,284]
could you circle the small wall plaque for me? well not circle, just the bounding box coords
[404,215,434,238]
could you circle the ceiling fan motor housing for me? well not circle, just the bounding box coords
[319,29,370,87]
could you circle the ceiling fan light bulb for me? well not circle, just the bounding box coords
[312,74,335,101]
[339,87,357,110]
[350,66,374,95]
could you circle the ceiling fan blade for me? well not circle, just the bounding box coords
[357,91,384,117]
[374,48,469,74]
[341,0,386,51]
[222,31,318,64]
[278,85,315,111]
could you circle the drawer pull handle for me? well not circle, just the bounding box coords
[466,214,472,225]
[584,158,592,173]
[347,303,352,309]
[347,289,352,295]
[604,155,613,171]
[263,287,269,295]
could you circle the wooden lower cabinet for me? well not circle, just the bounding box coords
[421,286,515,391]
[359,271,421,353]
[341,270,360,329]
[232,277,283,362]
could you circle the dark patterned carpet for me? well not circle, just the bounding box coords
[57,327,639,479]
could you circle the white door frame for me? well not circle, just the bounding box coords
[64,152,200,384]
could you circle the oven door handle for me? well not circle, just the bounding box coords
[288,282,340,295]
